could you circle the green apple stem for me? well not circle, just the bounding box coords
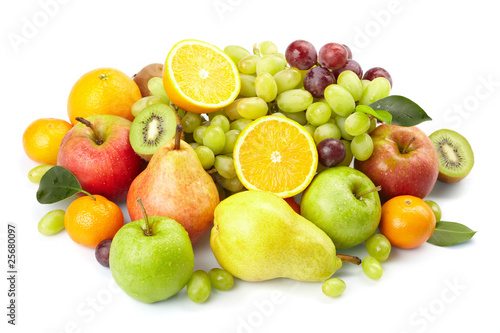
[355,186,382,200]
[174,124,183,150]
[137,198,152,236]
[401,137,416,154]
[75,117,103,145]
[337,254,362,265]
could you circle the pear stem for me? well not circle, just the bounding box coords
[337,254,362,265]
[76,117,103,145]
[401,136,416,154]
[137,198,152,236]
[174,124,183,150]
[355,186,382,200]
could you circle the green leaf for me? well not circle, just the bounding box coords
[36,166,83,204]
[356,105,392,125]
[427,221,477,247]
[369,95,432,126]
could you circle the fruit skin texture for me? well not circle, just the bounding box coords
[354,124,439,202]
[23,118,73,165]
[300,166,381,250]
[67,68,141,124]
[210,190,339,282]
[57,115,144,203]
[127,139,219,246]
[133,63,163,97]
[379,195,436,249]
[109,215,194,304]
[64,195,124,248]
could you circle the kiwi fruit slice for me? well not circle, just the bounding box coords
[130,103,180,161]
[132,63,164,97]
[429,129,474,183]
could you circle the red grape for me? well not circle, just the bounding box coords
[303,67,336,98]
[317,138,346,167]
[318,43,348,70]
[285,40,317,70]
[363,67,393,87]
[343,44,353,59]
[95,238,112,267]
[331,59,363,79]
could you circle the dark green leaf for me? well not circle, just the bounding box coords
[427,221,477,247]
[37,166,83,204]
[369,95,432,126]
[356,105,392,125]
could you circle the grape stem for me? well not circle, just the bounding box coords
[174,124,183,150]
[401,137,416,154]
[355,186,382,200]
[337,254,362,265]
[137,198,152,236]
[75,117,103,145]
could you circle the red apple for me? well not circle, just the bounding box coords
[57,115,143,202]
[354,124,439,202]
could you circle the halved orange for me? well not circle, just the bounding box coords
[234,115,318,198]
[163,39,240,114]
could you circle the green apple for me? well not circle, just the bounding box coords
[109,200,194,304]
[300,166,381,249]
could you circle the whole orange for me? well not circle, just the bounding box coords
[23,118,73,165]
[379,195,436,249]
[64,194,124,248]
[67,68,141,124]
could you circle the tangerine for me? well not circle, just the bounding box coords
[379,195,436,249]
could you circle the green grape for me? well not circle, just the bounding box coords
[274,67,302,94]
[272,112,287,118]
[189,142,200,150]
[425,200,442,222]
[238,55,259,75]
[187,270,211,303]
[277,89,313,113]
[220,176,244,193]
[361,79,371,92]
[225,99,243,121]
[207,108,227,120]
[367,117,377,134]
[211,115,230,133]
[324,84,356,117]
[365,233,392,262]
[313,123,342,145]
[131,95,170,117]
[359,77,391,105]
[338,140,354,167]
[38,209,65,236]
[28,164,53,183]
[335,116,355,141]
[322,278,346,298]
[203,125,226,155]
[193,125,208,145]
[259,41,278,55]
[271,53,287,71]
[255,73,278,102]
[221,130,240,154]
[224,45,251,66]
[351,133,374,161]
[283,111,307,125]
[256,55,281,76]
[147,77,169,99]
[237,97,268,119]
[303,124,317,138]
[208,268,234,291]
[295,69,308,89]
[195,146,215,170]
[344,111,371,136]
[337,70,363,101]
[306,102,332,126]
[214,155,236,179]
[362,256,383,280]
[230,118,252,132]
[181,112,203,133]
[239,74,257,97]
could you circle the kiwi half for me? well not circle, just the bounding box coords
[429,129,474,183]
[129,104,180,161]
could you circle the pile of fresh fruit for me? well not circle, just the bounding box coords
[23,38,476,303]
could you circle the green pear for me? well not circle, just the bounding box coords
[210,190,340,282]
[300,166,381,250]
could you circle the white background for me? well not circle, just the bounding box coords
[1,0,499,332]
